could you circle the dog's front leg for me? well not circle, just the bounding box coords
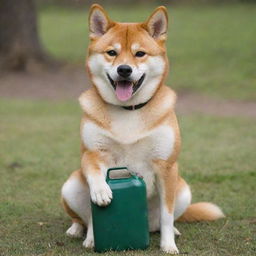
[81,151,112,207]
[154,160,179,254]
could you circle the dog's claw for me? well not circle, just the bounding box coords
[90,182,112,206]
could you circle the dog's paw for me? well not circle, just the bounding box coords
[66,223,84,238]
[90,182,112,206]
[83,236,94,248]
[161,243,179,254]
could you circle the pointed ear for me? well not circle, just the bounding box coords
[143,6,168,41]
[88,4,113,39]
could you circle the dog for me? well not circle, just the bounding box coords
[61,4,225,254]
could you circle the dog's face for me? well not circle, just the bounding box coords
[87,5,169,106]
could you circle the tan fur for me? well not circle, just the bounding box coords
[62,2,225,224]
[81,151,103,175]
[153,160,179,213]
[62,5,225,253]
[61,170,86,225]
[177,202,225,222]
[62,198,84,225]
[142,6,168,42]
[79,87,110,130]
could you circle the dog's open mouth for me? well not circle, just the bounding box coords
[107,74,145,102]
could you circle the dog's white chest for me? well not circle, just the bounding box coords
[82,111,175,197]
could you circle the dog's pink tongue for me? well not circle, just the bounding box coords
[115,81,133,101]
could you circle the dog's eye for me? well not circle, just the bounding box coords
[135,51,146,57]
[106,50,117,56]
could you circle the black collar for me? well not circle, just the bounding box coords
[122,99,150,111]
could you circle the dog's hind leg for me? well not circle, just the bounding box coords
[61,170,92,240]
[62,198,84,238]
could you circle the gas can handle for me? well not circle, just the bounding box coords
[106,167,129,181]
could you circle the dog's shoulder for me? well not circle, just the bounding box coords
[143,85,177,127]
[79,87,101,113]
[79,88,110,129]
[155,85,177,111]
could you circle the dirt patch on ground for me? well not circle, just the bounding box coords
[177,92,256,118]
[0,66,88,100]
[0,67,255,118]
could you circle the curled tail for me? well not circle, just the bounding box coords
[177,202,225,222]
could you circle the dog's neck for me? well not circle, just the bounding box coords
[121,99,151,111]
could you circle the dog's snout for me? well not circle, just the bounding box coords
[117,65,132,78]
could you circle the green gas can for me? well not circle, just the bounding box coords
[91,167,149,252]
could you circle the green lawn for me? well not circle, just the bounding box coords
[39,3,256,100]
[0,100,255,256]
[1,3,255,256]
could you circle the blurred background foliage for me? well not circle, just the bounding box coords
[1,0,255,100]
[36,0,256,100]
[36,0,256,6]
[1,2,256,256]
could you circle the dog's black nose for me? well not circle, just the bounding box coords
[117,65,132,78]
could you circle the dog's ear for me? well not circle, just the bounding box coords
[88,4,113,39]
[143,6,168,41]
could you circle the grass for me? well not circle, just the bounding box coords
[0,99,255,256]
[1,2,255,256]
[39,3,256,100]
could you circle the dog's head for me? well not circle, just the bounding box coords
[87,4,168,106]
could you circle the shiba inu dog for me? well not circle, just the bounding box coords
[61,4,225,254]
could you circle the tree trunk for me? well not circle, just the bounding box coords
[0,0,51,71]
